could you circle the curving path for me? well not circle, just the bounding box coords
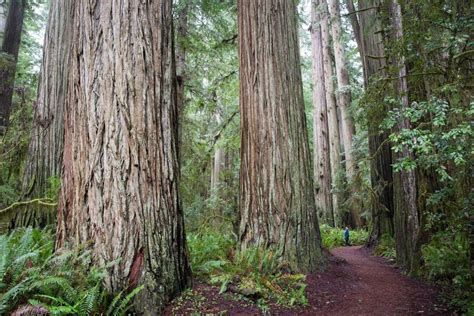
[166,245,445,315]
[306,246,444,315]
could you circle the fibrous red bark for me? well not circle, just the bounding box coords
[56,0,190,312]
[353,0,394,243]
[328,0,362,227]
[311,0,334,225]
[13,0,74,229]
[239,0,324,273]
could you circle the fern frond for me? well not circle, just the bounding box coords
[31,276,78,302]
[13,251,40,266]
[0,278,31,311]
[34,293,72,307]
[76,282,101,316]
[115,285,144,316]
[105,290,124,316]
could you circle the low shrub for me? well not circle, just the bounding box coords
[422,230,473,314]
[374,234,396,259]
[0,228,142,315]
[319,224,368,249]
[187,230,308,309]
[187,228,235,277]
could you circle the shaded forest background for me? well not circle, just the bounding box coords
[0,0,472,314]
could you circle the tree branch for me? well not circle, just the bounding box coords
[208,110,239,152]
[0,198,57,215]
[343,5,378,17]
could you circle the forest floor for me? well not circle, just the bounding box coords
[166,246,448,315]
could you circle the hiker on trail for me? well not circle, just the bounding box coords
[343,227,350,246]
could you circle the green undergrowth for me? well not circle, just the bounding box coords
[422,229,473,314]
[187,229,308,311]
[319,224,368,249]
[373,234,396,259]
[0,228,142,315]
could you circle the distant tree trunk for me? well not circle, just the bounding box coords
[211,147,225,189]
[210,108,226,225]
[356,0,394,245]
[0,0,26,134]
[176,0,188,155]
[55,0,190,312]
[211,109,224,193]
[239,0,324,273]
[0,3,6,35]
[345,0,367,85]
[10,0,74,230]
[390,0,420,275]
[328,0,362,227]
[320,0,342,227]
[311,0,334,225]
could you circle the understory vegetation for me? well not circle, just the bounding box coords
[186,228,309,311]
[374,234,396,259]
[422,229,473,312]
[320,224,368,248]
[180,225,368,311]
[0,228,142,315]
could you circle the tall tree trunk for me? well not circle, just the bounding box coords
[55,1,190,312]
[238,0,324,273]
[311,0,334,225]
[0,0,26,134]
[390,0,420,275]
[176,0,188,155]
[320,0,342,227]
[10,0,74,229]
[344,0,367,85]
[211,109,224,193]
[356,0,394,245]
[210,108,226,225]
[328,0,362,227]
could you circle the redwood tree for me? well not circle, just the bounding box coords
[238,0,324,273]
[320,0,342,226]
[389,0,420,275]
[176,0,188,154]
[311,0,334,225]
[55,0,190,312]
[0,0,26,134]
[211,108,224,193]
[348,0,394,243]
[328,0,361,227]
[12,0,74,229]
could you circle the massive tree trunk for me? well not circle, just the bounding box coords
[55,0,190,312]
[328,0,361,227]
[390,0,420,275]
[10,0,74,229]
[320,0,342,227]
[311,0,333,225]
[238,0,324,273]
[356,0,394,244]
[0,0,26,134]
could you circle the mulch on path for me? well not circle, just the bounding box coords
[165,246,448,315]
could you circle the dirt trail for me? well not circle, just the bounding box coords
[166,246,444,315]
[306,246,443,315]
